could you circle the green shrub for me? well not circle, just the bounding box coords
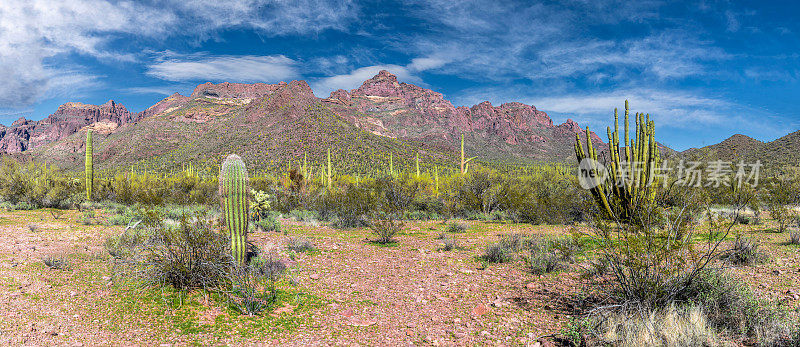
[441,237,458,251]
[789,231,800,245]
[445,222,466,233]
[482,243,514,263]
[721,237,766,266]
[285,236,315,252]
[287,209,318,222]
[368,212,403,244]
[225,250,286,315]
[253,214,281,232]
[42,255,70,270]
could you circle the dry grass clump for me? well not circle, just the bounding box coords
[597,306,718,346]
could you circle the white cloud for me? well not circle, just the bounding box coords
[0,0,357,109]
[147,54,299,83]
[311,56,450,97]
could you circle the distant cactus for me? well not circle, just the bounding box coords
[85,130,93,201]
[219,154,249,265]
[416,153,420,178]
[460,134,476,174]
[327,148,332,189]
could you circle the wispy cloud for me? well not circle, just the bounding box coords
[0,0,357,109]
[311,56,450,97]
[147,54,299,83]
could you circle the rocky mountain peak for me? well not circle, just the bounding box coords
[352,70,402,97]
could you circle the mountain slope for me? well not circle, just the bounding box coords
[29,81,458,174]
[323,70,602,162]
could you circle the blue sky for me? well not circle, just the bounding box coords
[0,0,798,150]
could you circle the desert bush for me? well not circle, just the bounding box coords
[13,201,35,210]
[48,209,66,220]
[441,237,458,251]
[328,183,373,228]
[524,235,582,274]
[526,250,565,275]
[287,209,318,223]
[721,237,766,265]
[225,250,286,315]
[482,243,513,263]
[789,231,800,245]
[253,214,281,232]
[368,212,404,244]
[285,236,315,252]
[42,255,69,270]
[445,222,466,233]
[684,270,798,344]
[763,175,799,233]
[110,209,232,289]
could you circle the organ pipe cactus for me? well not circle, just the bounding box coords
[574,100,661,223]
[85,130,93,201]
[219,154,249,265]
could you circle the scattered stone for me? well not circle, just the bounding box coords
[472,303,490,316]
[309,273,320,280]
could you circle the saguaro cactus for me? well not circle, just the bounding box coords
[219,154,249,265]
[574,100,660,223]
[327,148,332,189]
[416,153,420,178]
[85,130,93,201]
[460,134,476,174]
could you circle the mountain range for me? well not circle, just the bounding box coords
[0,70,796,172]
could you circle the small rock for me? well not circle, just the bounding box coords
[526,282,536,290]
[472,303,490,316]
[70,291,77,297]
[309,273,320,280]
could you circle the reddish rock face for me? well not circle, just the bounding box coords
[554,119,604,144]
[1,71,603,162]
[139,93,189,119]
[0,100,135,153]
[190,81,287,99]
[331,70,601,150]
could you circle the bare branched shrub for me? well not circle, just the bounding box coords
[49,209,66,220]
[368,213,404,244]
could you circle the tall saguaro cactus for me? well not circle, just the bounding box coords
[85,130,93,201]
[327,148,332,189]
[219,154,249,265]
[574,100,660,223]
[415,153,420,178]
[460,134,476,174]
